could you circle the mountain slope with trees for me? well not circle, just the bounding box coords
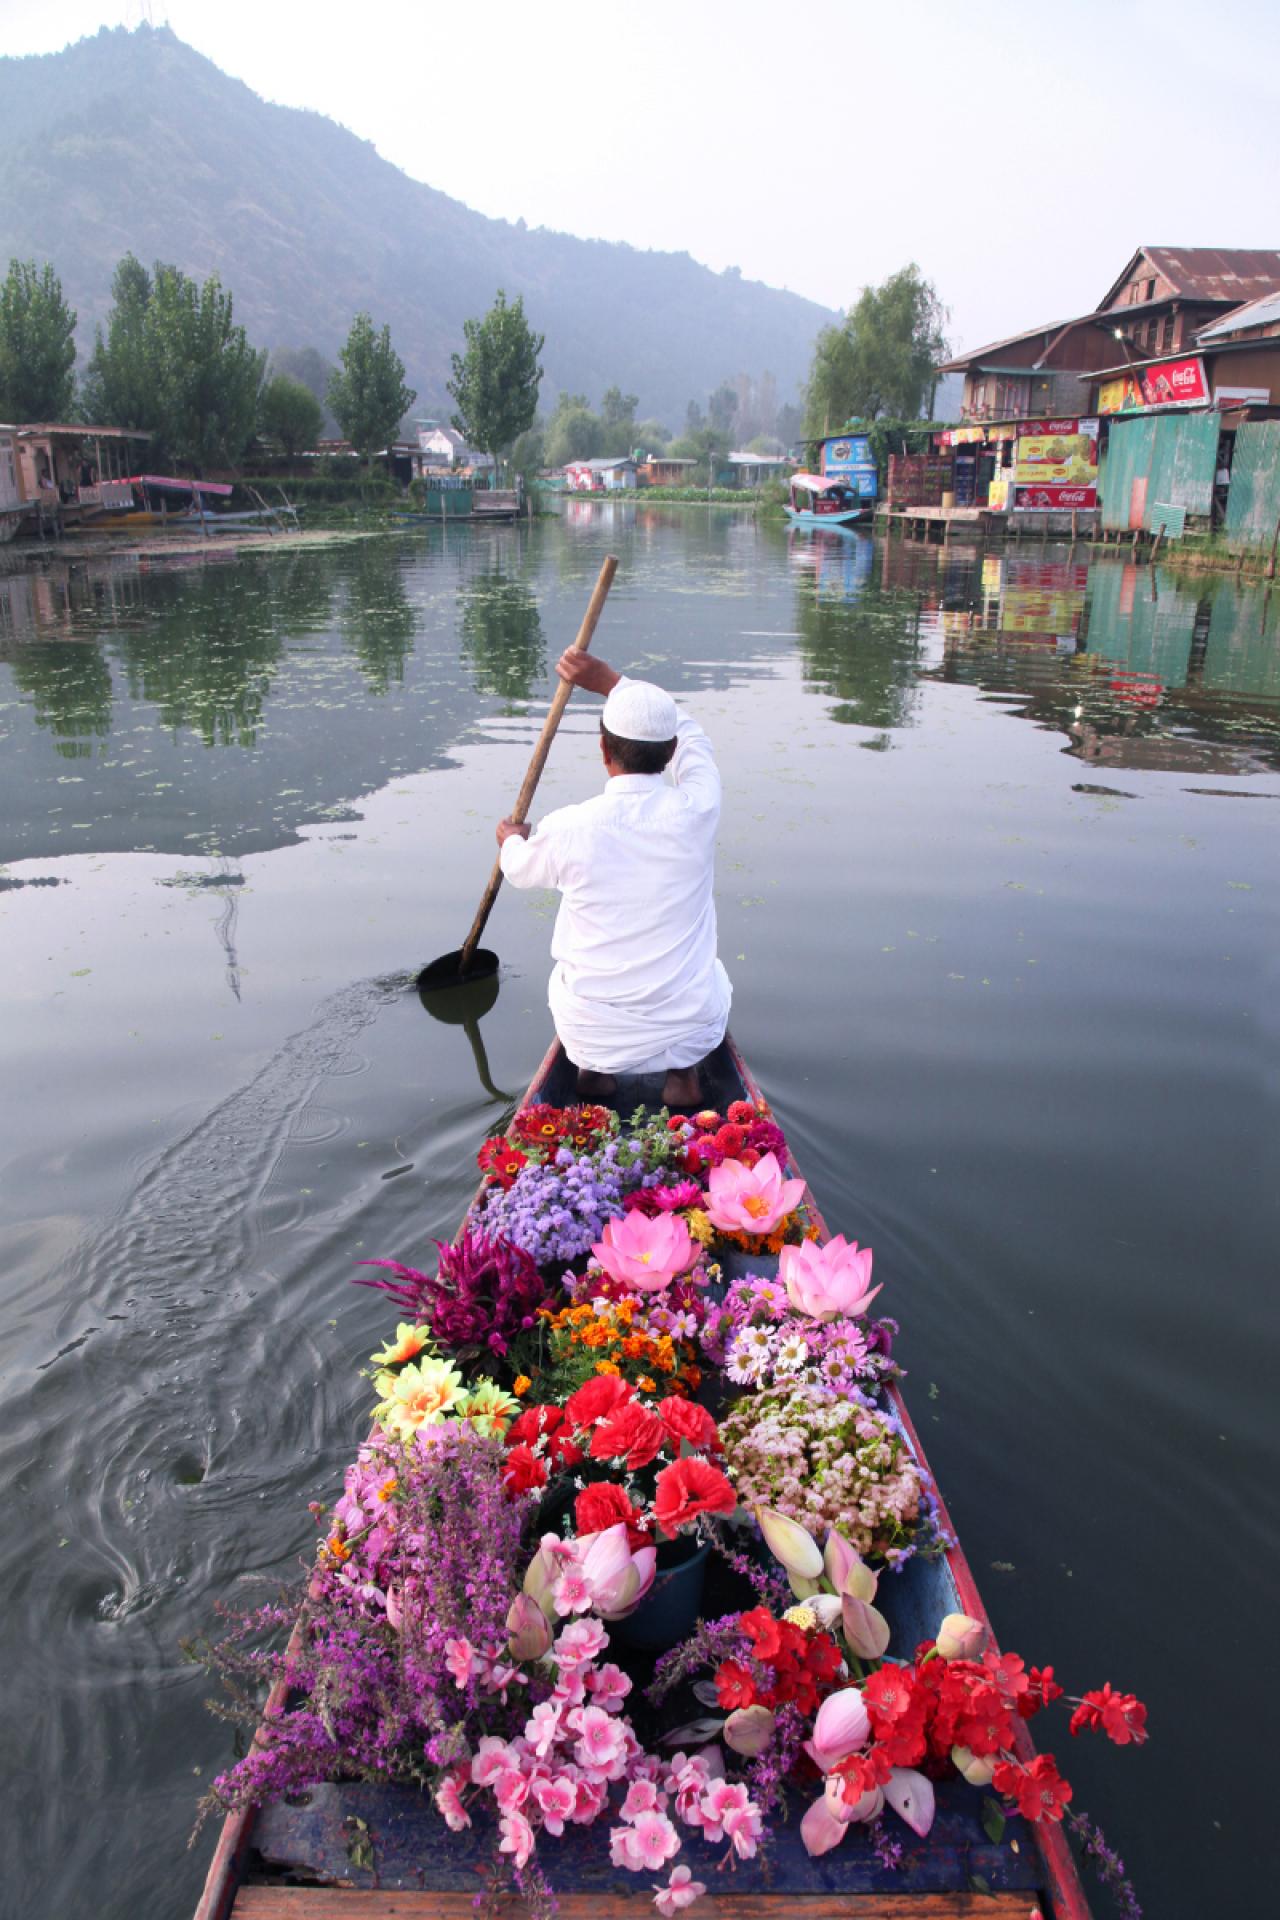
[0,25,834,425]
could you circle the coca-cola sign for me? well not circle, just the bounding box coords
[1014,484,1098,510]
[1099,358,1209,413]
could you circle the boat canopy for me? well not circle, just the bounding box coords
[790,472,847,493]
[127,474,235,497]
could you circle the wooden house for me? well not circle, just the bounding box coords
[7,423,150,528]
[638,455,697,487]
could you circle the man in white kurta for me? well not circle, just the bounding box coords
[496,652,731,1105]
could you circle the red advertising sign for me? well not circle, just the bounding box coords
[1014,484,1098,510]
[1099,358,1209,413]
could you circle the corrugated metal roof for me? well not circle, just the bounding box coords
[1099,247,1280,310]
[1198,290,1280,340]
[4,422,150,439]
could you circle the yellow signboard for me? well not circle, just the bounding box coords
[1013,425,1099,486]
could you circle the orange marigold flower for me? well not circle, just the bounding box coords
[636,1375,658,1394]
[595,1359,620,1375]
[326,1534,352,1562]
[512,1375,532,1397]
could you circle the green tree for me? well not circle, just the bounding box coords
[145,266,264,470]
[544,405,602,468]
[268,345,337,431]
[328,313,416,465]
[448,290,544,479]
[804,264,948,433]
[0,259,77,422]
[708,382,738,439]
[635,417,671,453]
[257,374,324,465]
[80,254,154,428]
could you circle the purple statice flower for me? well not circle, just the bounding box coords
[870,1815,905,1872]
[355,1229,550,1359]
[196,1430,531,1828]
[479,1141,640,1268]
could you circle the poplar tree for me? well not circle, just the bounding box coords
[448,291,544,478]
[328,314,416,464]
[0,259,77,422]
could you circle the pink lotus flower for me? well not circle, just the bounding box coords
[592,1209,695,1292]
[577,1523,658,1619]
[800,1793,850,1856]
[705,1153,805,1236]
[885,1767,935,1838]
[780,1235,881,1321]
[935,1612,987,1661]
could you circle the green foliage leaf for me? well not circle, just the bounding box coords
[0,257,77,421]
[981,1795,1006,1845]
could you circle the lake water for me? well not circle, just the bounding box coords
[1,506,1276,1918]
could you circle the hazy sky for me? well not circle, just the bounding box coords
[7,0,1280,352]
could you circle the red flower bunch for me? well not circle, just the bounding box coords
[677,1103,789,1176]
[574,1481,652,1551]
[715,1608,844,1719]
[510,1102,614,1155]
[823,1639,1146,1828]
[501,1404,585,1492]
[476,1137,528,1189]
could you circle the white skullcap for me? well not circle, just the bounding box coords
[602,677,678,742]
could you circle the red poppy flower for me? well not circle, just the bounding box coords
[652,1457,736,1533]
[574,1481,652,1550]
[715,1659,756,1711]
[589,1401,665,1471]
[738,1607,784,1662]
[863,1662,921,1727]
[502,1444,548,1495]
[564,1374,633,1430]
[658,1397,720,1454]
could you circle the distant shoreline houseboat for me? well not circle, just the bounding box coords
[3,423,152,533]
[565,456,638,492]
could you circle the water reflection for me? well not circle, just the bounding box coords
[853,540,1280,773]
[790,530,924,731]
[459,565,545,707]
[336,540,416,694]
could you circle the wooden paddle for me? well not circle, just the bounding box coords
[420,553,618,987]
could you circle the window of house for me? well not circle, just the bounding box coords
[1144,279,1156,301]
[1161,314,1175,351]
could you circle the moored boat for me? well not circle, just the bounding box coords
[784,473,868,528]
[194,1032,1122,1920]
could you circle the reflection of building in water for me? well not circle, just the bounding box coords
[0,554,147,646]
[925,547,1280,773]
[787,527,874,602]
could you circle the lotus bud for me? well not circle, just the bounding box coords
[826,1774,883,1824]
[951,1744,996,1787]
[723,1704,776,1757]
[506,1592,552,1662]
[884,1767,936,1839]
[935,1612,987,1661]
[841,1593,891,1660]
[809,1686,870,1767]
[522,1542,560,1619]
[788,1570,824,1601]
[755,1506,823,1580]
[824,1531,879,1605]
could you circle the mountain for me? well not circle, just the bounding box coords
[0,25,834,425]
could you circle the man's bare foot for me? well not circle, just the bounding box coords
[661,1066,702,1109]
[576,1067,618,1101]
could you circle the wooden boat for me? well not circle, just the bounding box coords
[194,1034,1092,1920]
[784,474,868,529]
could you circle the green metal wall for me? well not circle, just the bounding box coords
[1223,422,1280,544]
[1100,414,1217,533]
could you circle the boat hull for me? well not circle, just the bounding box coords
[194,1033,1091,1920]
[784,505,867,528]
